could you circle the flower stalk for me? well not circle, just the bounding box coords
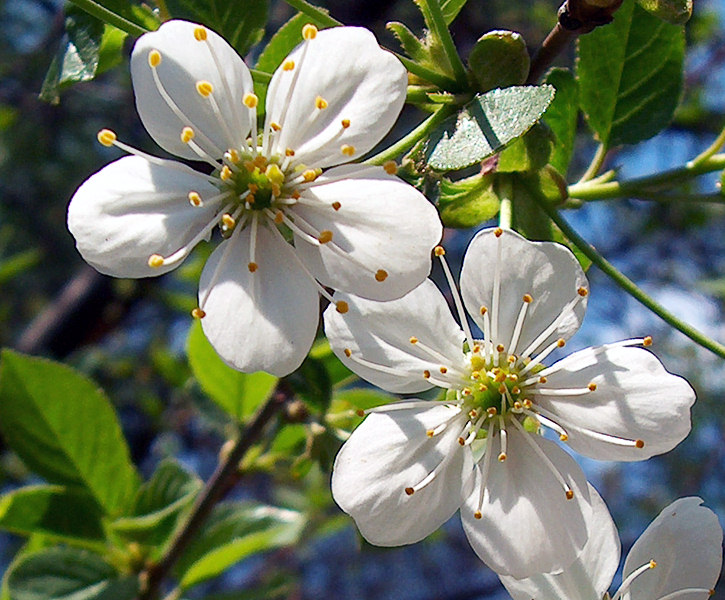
[68,0,149,38]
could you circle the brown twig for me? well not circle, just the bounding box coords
[527,0,624,84]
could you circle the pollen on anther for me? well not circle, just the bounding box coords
[270,122,281,132]
[181,127,195,143]
[507,355,516,364]
[315,96,328,110]
[439,366,448,374]
[243,93,258,108]
[285,148,295,157]
[649,560,657,569]
[274,210,284,224]
[643,335,653,346]
[302,24,318,40]
[220,165,232,181]
[282,60,295,71]
[539,376,547,384]
[188,191,202,207]
[498,384,507,394]
[375,269,388,282]
[292,191,301,200]
[523,293,533,303]
[331,201,341,211]
[193,27,207,41]
[559,433,568,442]
[404,487,414,496]
[474,511,482,520]
[480,306,488,315]
[588,382,597,391]
[191,307,206,319]
[635,439,645,449]
[479,384,488,392]
[341,144,355,156]
[494,227,503,237]
[577,287,589,297]
[97,129,117,146]
[383,160,398,175]
[423,370,431,379]
[434,246,445,257]
[557,338,566,348]
[148,254,164,268]
[148,49,162,68]
[409,336,419,344]
[426,429,434,438]
[196,81,213,97]
[318,230,333,244]
[344,348,352,357]
[486,407,497,417]
[336,301,349,314]
[341,118,351,129]
[356,409,365,417]
[458,437,465,446]
[498,453,507,462]
[496,344,505,353]
[302,169,318,183]
[222,214,236,229]
[565,490,574,500]
[226,149,240,163]
[248,262,258,273]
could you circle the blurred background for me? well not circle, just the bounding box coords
[1,0,725,597]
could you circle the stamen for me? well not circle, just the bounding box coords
[375,269,388,282]
[656,589,716,600]
[497,416,507,461]
[383,160,398,175]
[535,386,596,397]
[283,60,295,71]
[491,230,503,365]
[341,118,351,128]
[612,560,657,600]
[318,230,333,244]
[341,144,355,157]
[302,24,318,40]
[243,93,258,108]
[435,245,475,351]
[193,27,207,41]
[315,96,328,110]
[473,427,495,517]
[148,49,161,67]
[479,306,493,361]
[188,191,203,207]
[519,338,566,377]
[518,295,584,360]
[97,128,117,146]
[335,300,349,314]
[508,294,533,356]
[523,409,568,441]
[365,400,459,414]
[191,307,206,319]
[196,81,213,97]
[408,337,466,376]
[248,213,259,272]
[331,201,341,211]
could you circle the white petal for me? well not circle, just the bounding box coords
[199,223,319,376]
[67,155,220,278]
[323,279,467,394]
[265,27,406,168]
[500,484,620,600]
[621,497,722,600]
[461,425,591,578]
[460,228,587,357]
[536,346,695,461]
[131,20,253,160]
[291,165,442,300]
[331,402,473,546]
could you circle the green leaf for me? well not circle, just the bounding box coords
[164,0,268,57]
[332,388,396,412]
[425,85,555,171]
[285,355,332,414]
[542,68,579,175]
[7,547,138,600]
[0,350,140,515]
[0,249,42,286]
[0,486,105,543]
[187,321,278,421]
[387,22,429,63]
[438,173,500,228]
[636,0,692,23]
[112,460,201,545]
[440,0,468,24]
[176,502,304,589]
[577,0,685,148]
[308,340,353,387]
[496,123,554,173]
[96,26,127,76]
[468,30,529,92]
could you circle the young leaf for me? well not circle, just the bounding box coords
[468,30,530,92]
[0,486,105,543]
[577,0,685,149]
[187,321,278,421]
[440,0,468,24]
[495,123,554,173]
[542,68,579,175]
[636,0,692,24]
[425,85,555,171]
[6,547,138,600]
[163,0,268,57]
[0,350,140,516]
[438,173,500,228]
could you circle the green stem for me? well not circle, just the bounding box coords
[365,106,456,165]
[67,0,149,37]
[396,55,460,90]
[535,200,725,360]
[250,69,272,84]
[498,177,513,229]
[568,154,725,201]
[417,0,468,89]
[281,0,342,27]
[688,126,725,168]
[577,143,608,183]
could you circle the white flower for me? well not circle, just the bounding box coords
[324,227,695,578]
[67,20,442,376]
[500,489,722,600]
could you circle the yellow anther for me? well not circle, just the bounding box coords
[225,149,240,163]
[285,148,295,157]
[336,300,349,314]
[496,344,505,353]
[588,382,597,391]
[341,144,355,157]
[478,383,488,392]
[270,122,281,132]
[523,293,533,303]
[344,348,352,357]
[474,511,482,520]
[423,370,431,379]
[265,163,285,185]
[513,401,522,410]
[498,453,507,462]
[222,213,236,229]
[635,439,645,449]
[643,335,653,346]
[383,160,398,175]
[254,155,268,169]
[302,24,318,40]
[649,560,657,569]
[315,96,328,110]
[355,409,365,417]
[274,210,284,224]
[341,118,351,128]
[559,433,568,441]
[539,376,548,384]
[409,336,418,344]
[332,201,341,211]
[511,386,520,395]
[97,129,117,146]
[458,437,465,446]
[318,230,333,244]
[148,49,162,68]
[375,269,388,282]
[191,307,206,319]
[248,183,259,194]
[271,183,281,197]
[486,407,497,417]
[494,372,506,383]
[181,127,195,143]
[246,195,255,205]
[498,384,507,394]
[471,371,480,380]
[243,93,258,108]
[196,80,213,97]
[522,399,532,409]
[148,254,164,268]
[469,409,479,418]
[302,169,318,182]
[248,262,258,272]
[507,355,516,364]
[439,366,448,374]
[434,245,445,257]
[472,344,481,353]
[557,338,566,348]
[462,387,472,396]
[193,27,207,41]
[426,429,435,438]
[494,227,503,237]
[578,287,589,297]
[283,60,295,71]
[243,160,256,173]
[188,191,202,207]
[292,190,301,200]
[566,490,574,500]
[220,165,233,181]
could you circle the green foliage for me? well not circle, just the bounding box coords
[577,0,685,149]
[286,355,332,414]
[6,547,138,600]
[542,68,579,175]
[164,0,268,57]
[438,173,500,228]
[440,0,469,24]
[0,486,105,544]
[425,85,555,170]
[636,0,692,24]
[0,249,43,286]
[468,30,530,92]
[187,321,278,421]
[496,123,554,173]
[0,350,140,516]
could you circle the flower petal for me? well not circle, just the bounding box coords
[291,165,442,300]
[461,425,591,578]
[265,27,406,168]
[131,20,253,160]
[460,228,587,358]
[535,346,695,461]
[67,155,221,278]
[499,484,620,600]
[199,223,319,376]
[323,279,467,394]
[621,497,722,600]
[331,402,472,546]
